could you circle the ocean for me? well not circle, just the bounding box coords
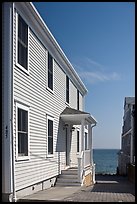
[93,149,120,175]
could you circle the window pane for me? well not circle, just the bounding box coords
[48,119,53,154]
[48,53,53,90]
[48,72,53,90]
[66,76,69,103]
[18,14,28,70]
[48,120,53,136]
[48,136,53,154]
[18,108,28,132]
[18,133,28,156]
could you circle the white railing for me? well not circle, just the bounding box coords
[92,163,96,184]
[77,151,84,183]
[84,149,91,167]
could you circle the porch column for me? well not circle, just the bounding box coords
[78,119,85,183]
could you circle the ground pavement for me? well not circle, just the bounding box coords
[18,174,135,202]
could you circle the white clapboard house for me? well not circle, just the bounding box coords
[2,2,97,202]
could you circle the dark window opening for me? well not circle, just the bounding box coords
[18,14,28,70]
[48,52,53,90]
[48,119,53,154]
[18,108,28,156]
[66,76,69,103]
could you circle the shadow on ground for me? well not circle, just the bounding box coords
[89,175,135,196]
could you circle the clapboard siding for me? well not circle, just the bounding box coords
[69,81,77,109]
[13,6,84,191]
[79,92,83,111]
[14,27,67,190]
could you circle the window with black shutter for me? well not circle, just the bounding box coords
[18,14,28,70]
[66,76,69,103]
[17,108,28,156]
[48,52,53,90]
[48,118,53,154]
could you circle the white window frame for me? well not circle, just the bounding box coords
[46,51,54,94]
[16,103,30,161]
[16,12,29,75]
[47,115,54,157]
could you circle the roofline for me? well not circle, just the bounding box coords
[30,3,88,94]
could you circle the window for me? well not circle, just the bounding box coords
[48,52,53,90]
[47,116,54,155]
[66,76,69,103]
[77,90,79,110]
[16,103,29,159]
[77,131,80,152]
[85,132,88,150]
[17,14,28,70]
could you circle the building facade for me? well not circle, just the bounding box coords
[2,2,97,202]
[118,97,135,176]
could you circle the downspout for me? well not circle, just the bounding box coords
[91,123,96,184]
[11,2,16,202]
[91,123,96,165]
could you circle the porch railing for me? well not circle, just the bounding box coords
[77,151,84,183]
[84,149,90,167]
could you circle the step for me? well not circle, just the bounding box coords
[59,174,78,179]
[57,178,78,183]
[61,169,78,175]
[55,182,81,186]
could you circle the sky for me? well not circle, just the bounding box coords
[33,2,135,149]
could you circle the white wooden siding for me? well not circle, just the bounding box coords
[69,81,77,109]
[13,8,84,191]
[79,92,83,111]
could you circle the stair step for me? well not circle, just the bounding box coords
[61,169,77,175]
[55,167,80,187]
[59,174,78,179]
[57,178,78,183]
[55,182,81,186]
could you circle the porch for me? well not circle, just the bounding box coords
[60,107,97,186]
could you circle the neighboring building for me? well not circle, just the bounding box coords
[2,2,97,202]
[118,97,135,176]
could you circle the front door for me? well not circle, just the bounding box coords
[66,128,69,166]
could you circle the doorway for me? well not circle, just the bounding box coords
[66,127,70,166]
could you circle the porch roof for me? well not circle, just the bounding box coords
[60,107,97,125]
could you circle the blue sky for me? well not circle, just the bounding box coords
[33,2,135,149]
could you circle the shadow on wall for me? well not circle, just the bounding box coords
[56,119,66,175]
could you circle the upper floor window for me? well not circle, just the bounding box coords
[16,103,29,159]
[47,115,54,155]
[66,75,69,104]
[77,90,79,110]
[17,14,28,70]
[48,52,53,91]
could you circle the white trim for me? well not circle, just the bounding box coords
[15,11,29,75]
[47,51,54,94]
[16,102,30,161]
[47,115,54,158]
